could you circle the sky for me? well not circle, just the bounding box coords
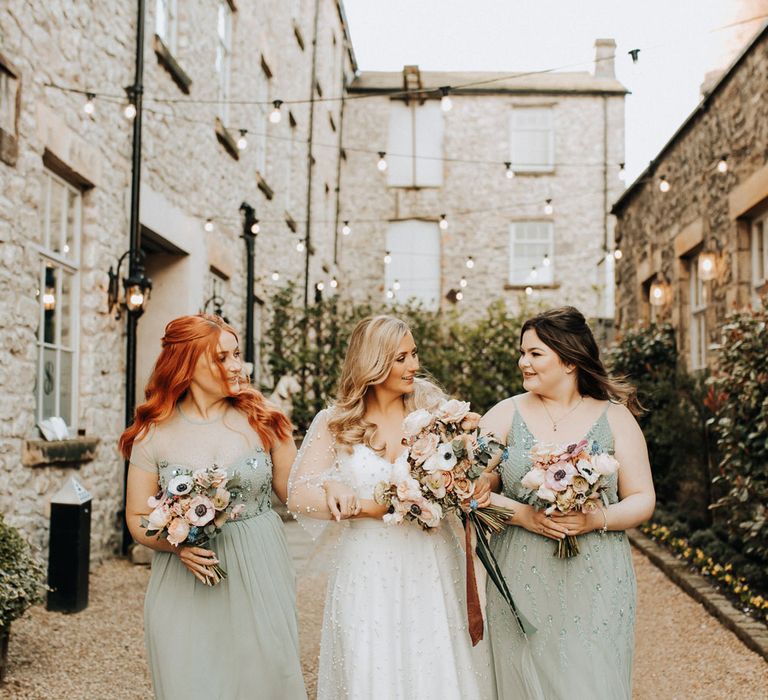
[342,0,768,183]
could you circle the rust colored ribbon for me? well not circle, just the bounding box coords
[465,517,484,646]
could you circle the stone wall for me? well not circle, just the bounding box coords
[0,0,353,558]
[613,28,768,370]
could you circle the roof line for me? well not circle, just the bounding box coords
[612,19,768,214]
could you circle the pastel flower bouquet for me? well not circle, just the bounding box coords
[140,466,247,585]
[519,440,620,558]
[374,399,532,640]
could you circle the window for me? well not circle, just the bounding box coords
[510,107,554,172]
[155,0,178,53]
[509,222,554,285]
[36,170,81,429]
[0,61,19,134]
[385,221,441,310]
[751,213,767,307]
[690,256,707,370]
[216,1,233,124]
[387,101,444,187]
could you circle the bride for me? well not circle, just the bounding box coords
[288,315,496,699]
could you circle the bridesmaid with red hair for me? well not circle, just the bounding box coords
[122,314,306,699]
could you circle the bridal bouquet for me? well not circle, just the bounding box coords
[140,465,247,585]
[373,399,512,532]
[374,399,532,641]
[519,440,619,558]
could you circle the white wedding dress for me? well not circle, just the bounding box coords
[288,410,495,700]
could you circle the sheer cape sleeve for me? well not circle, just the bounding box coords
[287,408,353,539]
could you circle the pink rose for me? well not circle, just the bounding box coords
[460,412,482,431]
[410,433,439,466]
[593,453,619,476]
[185,496,216,526]
[396,477,423,503]
[453,477,475,500]
[402,409,434,438]
[521,467,547,490]
[208,468,229,488]
[416,501,443,528]
[147,504,171,531]
[436,399,471,424]
[535,484,557,503]
[166,517,190,546]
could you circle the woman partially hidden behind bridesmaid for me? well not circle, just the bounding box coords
[121,314,306,699]
[482,306,655,699]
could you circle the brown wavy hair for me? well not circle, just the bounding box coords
[119,314,292,458]
[521,306,641,415]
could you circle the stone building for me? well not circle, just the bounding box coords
[0,0,355,557]
[612,21,768,371]
[337,40,626,325]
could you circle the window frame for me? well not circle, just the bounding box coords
[689,255,707,370]
[509,106,555,173]
[508,221,555,286]
[385,220,442,311]
[386,100,445,188]
[35,169,82,431]
[751,211,767,307]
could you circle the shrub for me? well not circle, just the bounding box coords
[0,514,47,629]
[707,298,768,566]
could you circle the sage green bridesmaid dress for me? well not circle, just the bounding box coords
[130,407,306,700]
[486,402,636,700]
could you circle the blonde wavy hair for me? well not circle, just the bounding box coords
[328,315,446,453]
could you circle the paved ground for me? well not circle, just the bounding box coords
[3,521,767,699]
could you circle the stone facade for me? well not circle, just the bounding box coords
[337,48,626,325]
[0,0,354,558]
[612,24,768,372]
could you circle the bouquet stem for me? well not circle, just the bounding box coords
[555,535,580,558]
[204,563,228,586]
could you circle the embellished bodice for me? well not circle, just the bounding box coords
[339,444,408,500]
[499,407,619,505]
[157,448,274,521]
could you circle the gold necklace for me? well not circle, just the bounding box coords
[538,394,584,432]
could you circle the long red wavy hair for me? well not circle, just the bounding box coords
[119,314,292,458]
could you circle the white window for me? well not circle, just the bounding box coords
[0,64,19,133]
[216,1,233,124]
[284,118,299,214]
[387,101,444,187]
[690,256,707,370]
[36,171,81,430]
[155,0,178,53]
[509,222,554,285]
[510,107,554,172]
[751,213,767,307]
[385,220,441,310]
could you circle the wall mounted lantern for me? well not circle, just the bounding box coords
[107,251,152,319]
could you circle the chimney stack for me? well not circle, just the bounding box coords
[594,38,616,79]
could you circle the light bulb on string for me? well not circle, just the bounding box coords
[386,289,394,300]
[525,286,533,296]
[543,198,554,216]
[342,221,351,236]
[455,291,464,302]
[384,251,392,265]
[250,220,260,234]
[439,86,452,112]
[628,48,640,64]
[296,240,305,252]
[269,100,283,124]
[542,253,551,267]
[316,281,325,292]
[439,214,448,231]
[505,162,515,180]
[465,256,475,269]
[271,271,280,281]
[237,130,248,150]
[393,279,401,291]
[204,219,214,232]
[618,163,626,181]
[614,249,623,260]
[717,156,728,174]
[124,102,137,120]
[377,151,388,172]
[459,277,467,288]
[330,277,338,289]
[84,93,95,116]
[659,176,670,193]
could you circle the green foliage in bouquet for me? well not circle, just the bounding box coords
[262,284,529,433]
[0,514,47,629]
[706,298,768,566]
[606,323,712,522]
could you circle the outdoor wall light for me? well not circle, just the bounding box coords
[108,251,152,319]
[649,280,670,307]
[698,251,718,281]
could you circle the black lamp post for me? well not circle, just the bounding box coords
[240,202,257,369]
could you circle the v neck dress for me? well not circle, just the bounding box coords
[486,402,636,700]
[129,406,306,700]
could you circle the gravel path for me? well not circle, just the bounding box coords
[2,529,766,699]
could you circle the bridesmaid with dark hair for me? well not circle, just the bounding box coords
[482,306,655,699]
[121,314,306,700]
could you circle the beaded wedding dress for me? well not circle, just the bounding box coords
[288,409,495,700]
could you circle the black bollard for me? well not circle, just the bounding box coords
[47,477,92,613]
